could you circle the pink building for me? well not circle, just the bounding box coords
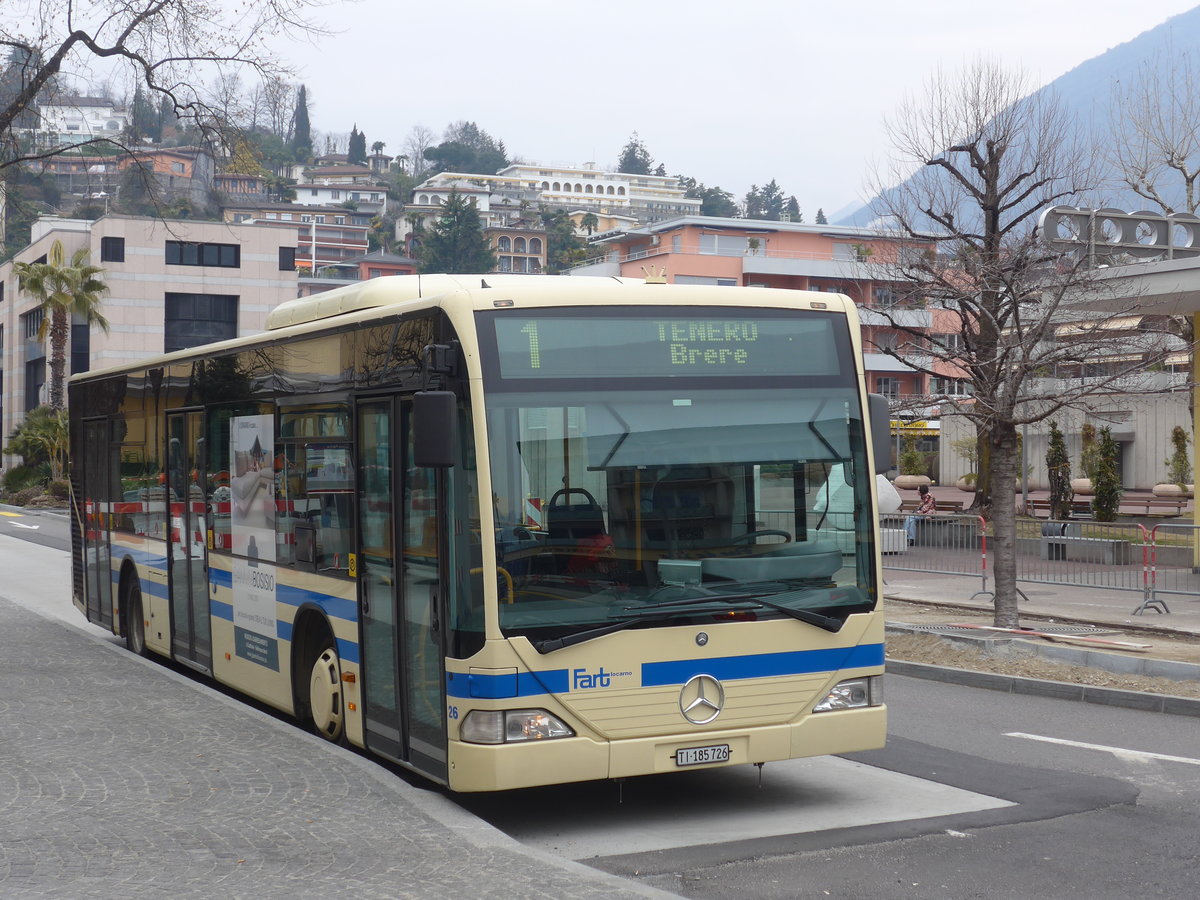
[573,215,966,407]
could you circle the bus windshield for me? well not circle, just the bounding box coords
[480,308,875,645]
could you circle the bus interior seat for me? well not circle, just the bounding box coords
[545,488,607,541]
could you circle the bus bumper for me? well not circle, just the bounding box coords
[446,705,886,792]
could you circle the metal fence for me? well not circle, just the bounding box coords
[1012,519,1151,595]
[1144,522,1200,613]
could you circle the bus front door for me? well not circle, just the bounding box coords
[357,397,448,781]
[167,410,212,672]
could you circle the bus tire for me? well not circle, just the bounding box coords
[307,639,345,743]
[123,577,149,658]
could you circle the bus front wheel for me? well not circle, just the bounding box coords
[308,640,345,743]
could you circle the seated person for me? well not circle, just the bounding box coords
[905,485,937,544]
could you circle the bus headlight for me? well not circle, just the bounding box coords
[813,676,883,712]
[460,708,575,744]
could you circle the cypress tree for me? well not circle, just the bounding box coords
[1046,420,1072,520]
[1091,426,1122,522]
[292,84,312,160]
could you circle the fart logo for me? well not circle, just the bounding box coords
[571,667,633,689]
[573,667,612,689]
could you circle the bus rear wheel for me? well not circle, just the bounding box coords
[308,640,345,743]
[124,580,149,657]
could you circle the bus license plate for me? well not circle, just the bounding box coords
[676,744,730,767]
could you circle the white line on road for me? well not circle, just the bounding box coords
[10,522,39,530]
[1005,732,1200,767]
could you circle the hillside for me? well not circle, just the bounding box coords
[836,6,1200,226]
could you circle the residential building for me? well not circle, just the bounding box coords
[219,202,370,272]
[293,165,388,215]
[488,226,545,274]
[119,147,216,208]
[398,162,701,249]
[0,215,299,456]
[571,215,958,408]
[293,251,419,298]
[32,97,129,145]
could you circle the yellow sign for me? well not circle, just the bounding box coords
[348,553,357,578]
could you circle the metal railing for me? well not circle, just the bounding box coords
[880,513,991,601]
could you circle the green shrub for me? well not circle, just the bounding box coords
[2,464,47,494]
[1046,420,1072,519]
[46,479,71,500]
[899,436,925,476]
[1164,425,1192,489]
[1092,426,1122,522]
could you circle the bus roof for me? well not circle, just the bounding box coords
[69,274,854,383]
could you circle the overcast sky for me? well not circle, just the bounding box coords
[283,0,1199,218]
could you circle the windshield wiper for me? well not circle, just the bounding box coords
[532,598,758,654]
[532,593,843,654]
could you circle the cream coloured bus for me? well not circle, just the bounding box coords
[69,274,891,792]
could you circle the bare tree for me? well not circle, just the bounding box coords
[0,0,327,169]
[1106,52,1200,412]
[404,124,434,183]
[1107,51,1200,216]
[867,60,1167,627]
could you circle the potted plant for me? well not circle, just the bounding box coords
[950,436,978,492]
[1154,425,1193,498]
[1072,422,1098,496]
[894,435,932,490]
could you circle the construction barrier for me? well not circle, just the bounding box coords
[1141,522,1200,614]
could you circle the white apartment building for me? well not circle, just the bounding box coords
[34,98,129,145]
[0,215,299,456]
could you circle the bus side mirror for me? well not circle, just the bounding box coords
[867,394,891,475]
[413,391,457,468]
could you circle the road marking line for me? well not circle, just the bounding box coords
[0,511,22,517]
[10,522,39,530]
[1005,732,1200,767]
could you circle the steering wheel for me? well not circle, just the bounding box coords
[731,530,792,544]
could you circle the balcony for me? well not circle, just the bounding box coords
[863,352,930,373]
[859,306,931,329]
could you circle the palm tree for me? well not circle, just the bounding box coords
[15,240,110,409]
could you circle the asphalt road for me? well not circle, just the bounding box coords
[0,504,71,552]
[7,521,1197,899]
[588,677,1200,899]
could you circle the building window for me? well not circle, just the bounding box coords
[497,236,511,252]
[171,162,185,173]
[164,293,238,352]
[932,332,964,352]
[330,191,341,200]
[875,376,900,398]
[334,216,344,225]
[529,238,542,254]
[22,308,44,340]
[71,321,90,375]
[24,358,45,411]
[311,188,319,196]
[279,247,296,271]
[100,236,125,262]
[514,237,527,253]
[165,241,240,268]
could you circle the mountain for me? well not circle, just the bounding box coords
[835,6,1200,226]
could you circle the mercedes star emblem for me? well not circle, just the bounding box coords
[679,673,724,725]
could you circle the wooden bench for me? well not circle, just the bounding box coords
[1024,498,1093,519]
[1124,497,1187,517]
[899,499,966,513]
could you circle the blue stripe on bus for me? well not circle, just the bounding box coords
[446,669,570,700]
[207,567,357,622]
[208,573,360,664]
[641,644,885,687]
[444,644,884,700]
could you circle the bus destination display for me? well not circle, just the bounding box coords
[492,312,840,379]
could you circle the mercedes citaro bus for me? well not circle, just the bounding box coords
[69,274,891,791]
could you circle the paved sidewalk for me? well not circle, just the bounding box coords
[883,569,1200,639]
[0,539,671,899]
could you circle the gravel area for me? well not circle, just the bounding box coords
[886,632,1200,699]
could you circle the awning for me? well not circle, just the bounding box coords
[1055,315,1144,337]
[891,420,940,436]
